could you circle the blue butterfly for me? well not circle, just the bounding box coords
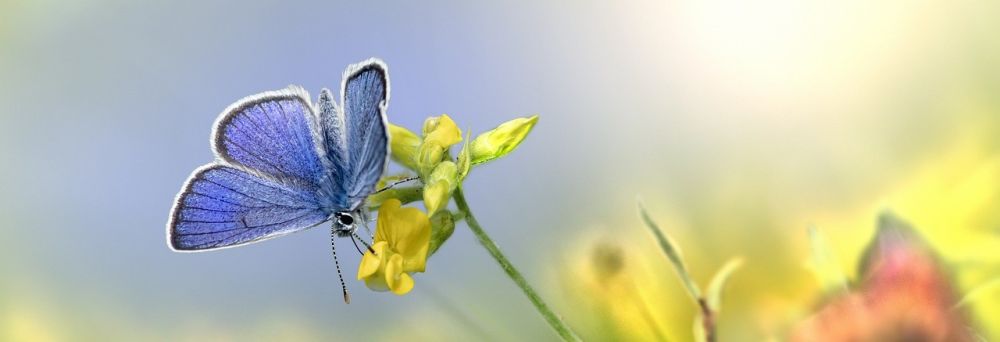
[167,59,391,299]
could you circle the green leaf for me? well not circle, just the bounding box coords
[807,226,848,294]
[705,257,744,312]
[637,198,702,301]
[468,115,538,165]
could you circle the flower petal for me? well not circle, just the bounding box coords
[375,199,402,243]
[423,114,462,148]
[392,273,415,295]
[357,241,388,280]
[364,275,390,292]
[388,206,432,263]
[385,253,415,295]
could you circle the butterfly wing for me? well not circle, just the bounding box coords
[338,59,390,209]
[168,165,329,251]
[168,86,336,251]
[211,86,329,190]
[315,87,351,210]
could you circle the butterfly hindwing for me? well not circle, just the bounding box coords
[168,164,330,251]
[316,88,351,209]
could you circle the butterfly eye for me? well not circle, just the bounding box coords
[338,214,354,226]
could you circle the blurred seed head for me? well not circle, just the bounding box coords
[591,241,626,281]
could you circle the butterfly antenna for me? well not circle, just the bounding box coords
[330,228,350,304]
[374,176,420,194]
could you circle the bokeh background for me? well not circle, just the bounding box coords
[2,0,998,340]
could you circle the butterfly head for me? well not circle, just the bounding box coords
[333,211,359,236]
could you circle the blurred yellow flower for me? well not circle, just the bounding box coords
[560,233,683,341]
[358,199,431,295]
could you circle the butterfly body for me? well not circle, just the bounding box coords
[167,59,390,252]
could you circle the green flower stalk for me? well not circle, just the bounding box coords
[364,113,579,341]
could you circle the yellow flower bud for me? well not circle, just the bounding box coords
[422,114,462,148]
[422,182,449,216]
[469,115,538,165]
[388,124,420,170]
[414,115,461,177]
[417,142,445,177]
[423,161,458,214]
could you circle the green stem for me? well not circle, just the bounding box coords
[453,188,580,342]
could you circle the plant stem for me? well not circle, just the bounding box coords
[453,188,580,342]
[698,298,716,342]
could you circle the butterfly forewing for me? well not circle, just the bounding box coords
[211,86,329,190]
[340,60,390,208]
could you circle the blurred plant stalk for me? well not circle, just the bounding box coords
[638,200,743,342]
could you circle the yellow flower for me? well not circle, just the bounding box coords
[417,115,462,176]
[357,199,431,295]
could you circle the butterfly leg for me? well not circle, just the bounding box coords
[361,214,375,240]
[351,230,376,254]
[334,222,376,255]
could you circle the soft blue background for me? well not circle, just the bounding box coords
[2,1,654,339]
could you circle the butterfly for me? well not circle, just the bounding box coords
[167,58,393,302]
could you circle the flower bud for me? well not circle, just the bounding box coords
[388,124,420,170]
[469,115,538,165]
[422,114,462,147]
[428,210,455,256]
[423,161,458,214]
[416,142,445,177]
